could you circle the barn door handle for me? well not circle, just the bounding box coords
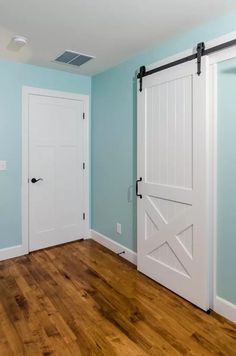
[31,178,43,184]
[136,177,142,199]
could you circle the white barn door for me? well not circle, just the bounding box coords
[137,58,210,310]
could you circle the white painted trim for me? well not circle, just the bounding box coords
[209,63,218,311]
[208,42,236,325]
[91,230,137,265]
[209,46,236,65]
[22,86,89,102]
[0,245,26,261]
[81,91,90,238]
[21,87,30,256]
[214,297,236,324]
[22,86,90,255]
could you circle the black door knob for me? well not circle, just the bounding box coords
[31,178,43,183]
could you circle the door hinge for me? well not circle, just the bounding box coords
[83,162,85,170]
[83,213,86,220]
[83,112,85,120]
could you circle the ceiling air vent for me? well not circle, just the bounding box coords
[54,50,94,67]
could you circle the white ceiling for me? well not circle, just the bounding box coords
[0,0,236,76]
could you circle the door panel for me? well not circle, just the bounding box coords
[137,58,209,310]
[145,75,193,188]
[29,94,85,251]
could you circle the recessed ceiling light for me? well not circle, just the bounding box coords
[12,35,29,48]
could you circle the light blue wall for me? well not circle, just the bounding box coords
[91,65,137,250]
[92,11,236,303]
[0,59,91,249]
[218,58,236,305]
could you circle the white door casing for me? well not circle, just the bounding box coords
[22,87,89,252]
[137,57,210,310]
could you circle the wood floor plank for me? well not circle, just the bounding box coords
[0,240,235,355]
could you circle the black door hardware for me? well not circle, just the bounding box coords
[136,177,142,199]
[196,42,205,76]
[31,178,43,183]
[138,66,146,92]
[137,38,236,91]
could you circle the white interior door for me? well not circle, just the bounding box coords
[137,57,210,310]
[29,93,86,251]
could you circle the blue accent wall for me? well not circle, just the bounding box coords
[0,59,91,249]
[92,11,236,303]
[218,58,236,305]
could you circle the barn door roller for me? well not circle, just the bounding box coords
[138,66,146,93]
[138,38,236,92]
[197,42,205,76]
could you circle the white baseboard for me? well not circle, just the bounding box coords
[214,296,236,324]
[90,230,137,265]
[0,245,27,261]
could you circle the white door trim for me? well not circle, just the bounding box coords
[22,86,90,255]
[208,47,236,322]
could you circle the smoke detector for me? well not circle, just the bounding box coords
[12,35,29,48]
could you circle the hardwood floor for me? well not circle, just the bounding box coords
[0,240,235,355]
